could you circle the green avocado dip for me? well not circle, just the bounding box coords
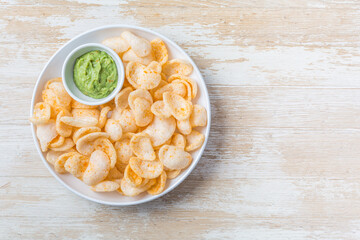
[73,50,117,99]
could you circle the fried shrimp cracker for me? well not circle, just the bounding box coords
[60,116,98,128]
[159,145,192,170]
[102,36,130,55]
[185,130,205,152]
[163,92,192,121]
[83,150,111,186]
[126,61,161,90]
[143,116,176,147]
[129,157,163,179]
[30,102,51,125]
[91,180,120,192]
[147,171,167,195]
[162,59,193,77]
[36,120,57,152]
[130,133,156,161]
[151,38,168,65]
[121,31,152,57]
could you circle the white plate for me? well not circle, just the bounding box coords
[30,25,211,206]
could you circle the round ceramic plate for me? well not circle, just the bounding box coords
[30,25,211,206]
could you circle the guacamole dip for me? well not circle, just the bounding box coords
[73,50,117,99]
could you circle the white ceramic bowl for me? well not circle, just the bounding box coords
[62,43,124,105]
[30,25,211,206]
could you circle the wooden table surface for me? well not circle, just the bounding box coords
[2,0,360,239]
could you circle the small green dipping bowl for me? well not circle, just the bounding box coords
[62,43,124,105]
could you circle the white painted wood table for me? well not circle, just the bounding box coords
[1,0,360,239]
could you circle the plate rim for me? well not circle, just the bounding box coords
[30,24,211,206]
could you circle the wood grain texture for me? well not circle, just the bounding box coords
[1,0,360,239]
